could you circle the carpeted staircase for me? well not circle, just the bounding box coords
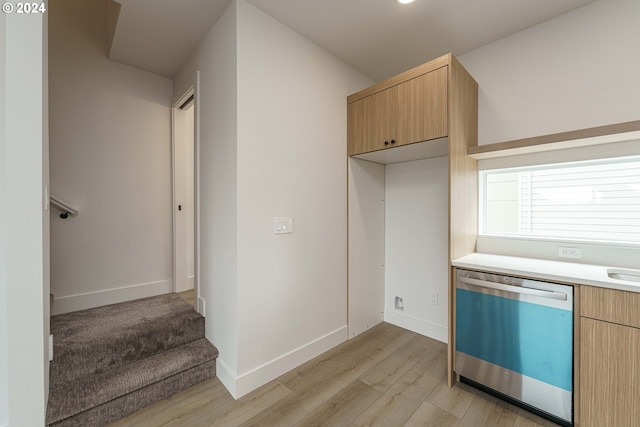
[46,293,218,427]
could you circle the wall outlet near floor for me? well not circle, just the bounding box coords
[558,247,582,259]
[430,292,439,305]
[394,296,404,310]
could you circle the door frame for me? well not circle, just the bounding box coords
[171,78,202,314]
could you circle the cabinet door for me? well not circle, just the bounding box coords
[347,99,366,156]
[395,66,448,146]
[347,88,395,156]
[580,317,640,427]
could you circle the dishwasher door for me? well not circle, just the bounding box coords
[455,268,573,425]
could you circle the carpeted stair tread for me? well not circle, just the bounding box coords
[50,293,205,389]
[46,338,218,426]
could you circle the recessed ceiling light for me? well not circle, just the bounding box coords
[397,0,415,4]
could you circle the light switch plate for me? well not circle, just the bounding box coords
[274,217,293,234]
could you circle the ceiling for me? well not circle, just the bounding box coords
[109,0,597,82]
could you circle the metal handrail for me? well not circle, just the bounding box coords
[50,194,77,219]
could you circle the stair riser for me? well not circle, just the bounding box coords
[50,316,205,389]
[49,360,216,427]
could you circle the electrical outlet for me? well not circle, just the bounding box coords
[394,296,404,310]
[558,247,582,259]
[430,292,439,305]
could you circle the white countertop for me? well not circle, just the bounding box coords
[452,253,640,293]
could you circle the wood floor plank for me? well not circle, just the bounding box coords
[279,344,374,393]
[404,400,461,427]
[514,408,562,427]
[396,343,448,395]
[186,381,292,427]
[426,379,476,419]
[107,378,231,427]
[241,350,380,426]
[157,381,235,427]
[352,341,448,427]
[360,334,439,393]
[237,388,312,427]
[357,322,418,362]
[279,322,413,392]
[459,395,517,427]
[351,377,428,427]
[177,290,195,307]
[294,380,381,427]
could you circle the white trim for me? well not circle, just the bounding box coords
[171,72,202,315]
[477,139,640,170]
[384,309,448,344]
[220,326,348,399]
[472,132,640,161]
[51,279,172,315]
[215,357,237,398]
[171,86,195,297]
[194,70,201,315]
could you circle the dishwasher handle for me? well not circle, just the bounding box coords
[458,276,568,301]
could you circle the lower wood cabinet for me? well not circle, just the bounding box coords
[580,287,640,427]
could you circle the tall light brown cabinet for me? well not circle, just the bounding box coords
[346,54,478,385]
[580,286,640,427]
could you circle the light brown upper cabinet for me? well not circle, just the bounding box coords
[348,65,448,156]
[348,86,396,154]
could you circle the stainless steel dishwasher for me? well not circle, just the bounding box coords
[455,268,573,426]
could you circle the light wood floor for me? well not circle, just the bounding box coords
[177,289,195,307]
[108,322,559,427]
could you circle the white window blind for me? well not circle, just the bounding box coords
[481,157,640,244]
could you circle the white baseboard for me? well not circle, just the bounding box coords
[197,296,206,316]
[52,279,173,314]
[384,309,448,344]
[218,326,348,399]
[175,276,195,293]
[216,357,237,398]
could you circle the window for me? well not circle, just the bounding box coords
[480,156,640,244]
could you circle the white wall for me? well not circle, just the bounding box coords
[174,0,373,398]
[2,5,48,425]
[234,0,373,396]
[348,158,385,339]
[49,0,174,313]
[173,1,240,393]
[42,0,51,400]
[384,157,449,343]
[459,0,640,265]
[459,0,640,146]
